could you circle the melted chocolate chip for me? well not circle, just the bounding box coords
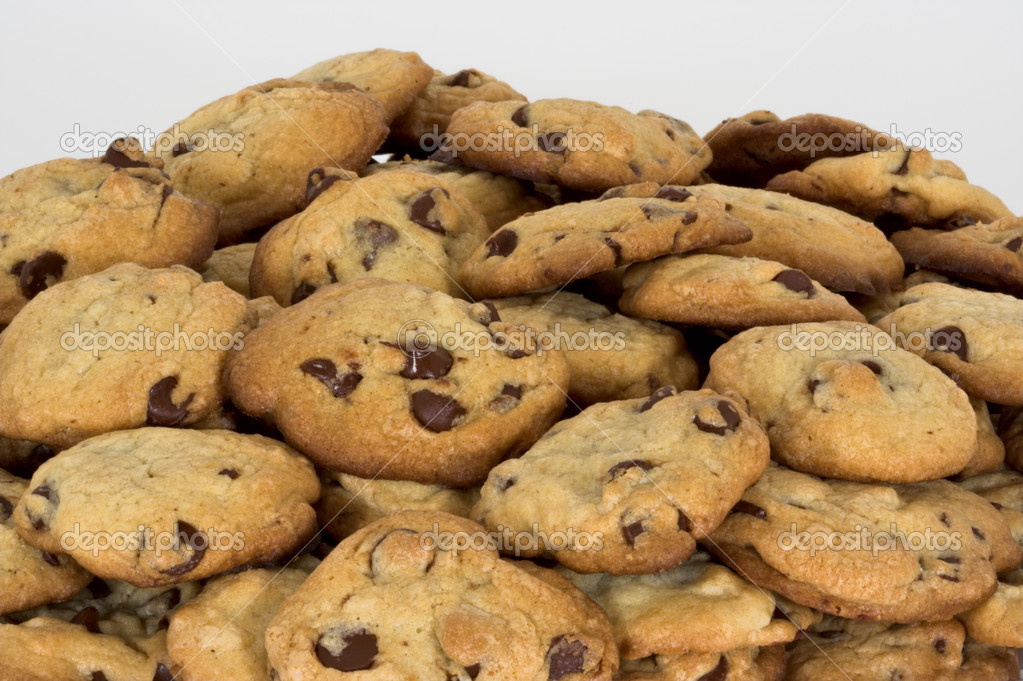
[501,384,522,399]
[511,105,529,127]
[730,501,767,519]
[41,551,61,566]
[677,509,690,532]
[638,386,675,412]
[680,211,698,225]
[316,630,378,671]
[696,657,729,681]
[32,484,53,500]
[480,300,501,323]
[972,526,986,540]
[409,189,447,234]
[218,468,239,479]
[537,131,567,154]
[292,282,317,304]
[306,168,343,204]
[938,574,960,582]
[604,238,624,266]
[171,141,193,157]
[357,219,399,270]
[894,152,911,175]
[485,230,517,257]
[940,513,951,527]
[1006,236,1023,252]
[497,476,516,492]
[146,376,195,426]
[159,521,206,575]
[862,360,883,374]
[930,326,969,361]
[102,140,149,168]
[807,378,821,394]
[153,663,175,681]
[411,390,466,432]
[655,186,693,202]
[301,358,362,398]
[608,459,653,481]
[447,70,474,87]
[71,606,101,633]
[547,636,586,680]
[91,673,109,681]
[934,638,946,654]
[400,346,453,379]
[693,401,741,435]
[772,269,816,297]
[623,520,645,545]
[464,663,481,679]
[17,251,66,300]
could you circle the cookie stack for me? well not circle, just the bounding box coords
[0,47,1020,681]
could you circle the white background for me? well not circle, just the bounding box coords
[1,0,1020,214]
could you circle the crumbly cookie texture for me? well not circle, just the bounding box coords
[226,278,570,487]
[705,464,1021,622]
[704,110,887,187]
[0,138,218,324]
[0,469,91,615]
[264,511,619,681]
[889,216,1023,294]
[766,146,1012,231]
[471,388,769,574]
[879,282,1023,405]
[199,242,257,297]
[457,184,752,298]
[705,321,977,483]
[444,99,711,192]
[250,168,489,304]
[0,263,255,448]
[153,79,388,243]
[490,291,698,405]
[291,48,434,121]
[317,470,479,541]
[13,428,320,586]
[785,617,1020,681]
[620,254,866,328]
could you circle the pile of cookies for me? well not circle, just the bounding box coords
[0,48,1021,680]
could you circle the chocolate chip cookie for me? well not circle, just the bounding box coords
[199,242,257,297]
[264,511,619,681]
[0,263,255,448]
[705,322,977,483]
[13,427,320,586]
[0,138,219,324]
[471,388,770,574]
[225,278,570,487]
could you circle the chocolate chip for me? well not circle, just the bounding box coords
[159,521,206,575]
[306,168,343,204]
[356,219,399,270]
[608,459,653,481]
[411,390,466,432]
[447,70,474,87]
[677,509,690,532]
[146,376,195,427]
[153,663,175,681]
[91,673,108,681]
[807,378,821,394]
[680,211,698,225]
[629,162,643,177]
[938,574,960,582]
[511,105,529,127]
[929,326,968,361]
[0,496,11,520]
[537,131,567,154]
[171,141,193,157]
[638,386,675,412]
[546,636,586,680]
[862,360,883,374]
[940,513,951,527]
[696,657,729,681]
[316,630,378,671]
[1006,236,1023,252]
[972,526,986,540]
[934,638,946,654]
[400,346,453,379]
[292,282,317,304]
[485,230,517,257]
[17,251,66,300]
[409,189,447,234]
[604,238,624,266]
[730,500,767,519]
[623,520,645,545]
[501,384,522,399]
[464,663,481,679]
[102,139,149,168]
[32,484,53,500]
[218,468,239,479]
[41,551,61,566]
[693,401,741,435]
[772,269,816,297]
[480,301,501,323]
[496,476,516,491]
[71,606,101,634]
[301,358,362,398]
[655,186,693,202]
[87,578,111,599]
[161,184,173,205]
[894,152,911,175]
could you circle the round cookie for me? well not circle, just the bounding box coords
[13,427,320,587]
[0,138,218,324]
[619,254,866,328]
[703,110,887,187]
[152,79,388,244]
[705,464,1021,622]
[766,146,1013,231]
[704,321,977,483]
[250,168,489,304]
[616,646,786,681]
[784,617,1020,681]
[199,242,257,297]
[851,269,951,325]
[291,48,434,121]
[1000,406,1023,473]
[0,469,91,616]
[387,68,527,153]
[264,511,619,681]
[225,278,571,487]
[889,216,1023,294]
[362,157,551,230]
[318,470,480,541]
[878,282,1023,405]
[471,388,770,574]
[444,99,712,192]
[0,263,255,448]
[457,184,753,298]
[489,291,699,405]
